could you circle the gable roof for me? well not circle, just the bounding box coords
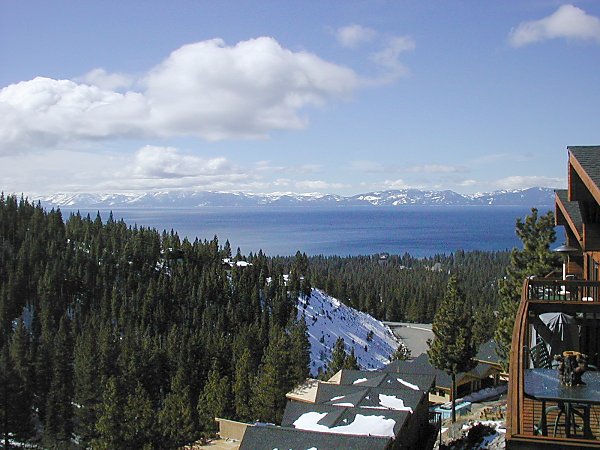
[339,368,435,392]
[314,384,423,411]
[569,146,600,193]
[555,189,584,239]
[239,424,392,450]
[281,401,410,439]
[388,353,483,388]
[475,340,502,366]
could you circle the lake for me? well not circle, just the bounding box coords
[61,205,556,257]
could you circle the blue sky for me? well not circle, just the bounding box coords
[1,1,599,196]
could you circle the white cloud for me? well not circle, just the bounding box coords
[382,179,410,190]
[509,4,600,47]
[78,68,133,91]
[493,175,565,190]
[295,180,349,191]
[350,160,387,173]
[406,164,468,174]
[457,179,477,187]
[131,145,231,179]
[0,77,149,152]
[335,24,377,48]
[0,37,360,154]
[370,36,415,81]
[351,161,466,174]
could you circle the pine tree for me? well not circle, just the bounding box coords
[494,208,558,369]
[325,337,352,378]
[158,367,196,447]
[233,349,253,422]
[73,326,101,445]
[344,347,360,370]
[44,316,74,446]
[123,382,156,449]
[287,317,311,386]
[93,376,124,449]
[250,327,290,424]
[0,343,34,448]
[427,275,477,423]
[8,320,34,442]
[198,361,230,431]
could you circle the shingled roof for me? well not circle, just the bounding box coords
[385,353,479,389]
[314,384,423,412]
[281,401,411,438]
[569,146,600,191]
[239,424,392,450]
[555,189,584,237]
[475,340,502,366]
[334,368,434,392]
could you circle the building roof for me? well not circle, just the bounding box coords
[285,378,321,403]
[238,424,392,450]
[569,146,600,192]
[314,384,423,412]
[281,401,410,439]
[341,367,435,392]
[475,340,502,366]
[387,353,483,389]
[555,189,584,238]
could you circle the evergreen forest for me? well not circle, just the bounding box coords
[0,195,510,448]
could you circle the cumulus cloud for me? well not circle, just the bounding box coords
[509,4,600,47]
[493,175,565,190]
[0,77,149,152]
[0,37,360,154]
[131,145,231,179]
[335,24,377,48]
[78,68,133,91]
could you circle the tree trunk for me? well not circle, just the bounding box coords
[451,372,456,423]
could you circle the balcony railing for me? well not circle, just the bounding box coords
[527,280,600,303]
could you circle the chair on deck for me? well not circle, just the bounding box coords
[528,341,552,369]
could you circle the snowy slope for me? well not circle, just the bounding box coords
[297,289,399,376]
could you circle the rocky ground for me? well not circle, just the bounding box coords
[433,398,507,449]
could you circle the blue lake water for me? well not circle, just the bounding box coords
[62,206,556,257]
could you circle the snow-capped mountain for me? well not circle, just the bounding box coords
[36,187,555,208]
[298,289,399,376]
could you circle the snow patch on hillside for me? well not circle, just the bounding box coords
[297,289,399,376]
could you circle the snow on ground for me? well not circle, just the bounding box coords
[297,289,400,376]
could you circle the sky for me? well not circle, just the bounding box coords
[1,0,599,197]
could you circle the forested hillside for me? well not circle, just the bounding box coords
[0,195,509,448]
[0,195,311,448]
[275,250,508,326]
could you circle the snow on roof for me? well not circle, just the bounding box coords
[222,258,252,268]
[293,412,396,438]
[396,377,419,390]
[378,394,413,413]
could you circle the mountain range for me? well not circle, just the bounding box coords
[36,187,555,208]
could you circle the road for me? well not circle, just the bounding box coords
[383,322,433,358]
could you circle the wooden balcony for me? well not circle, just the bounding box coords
[507,279,600,449]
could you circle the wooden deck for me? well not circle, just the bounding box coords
[521,397,600,440]
[506,279,600,448]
